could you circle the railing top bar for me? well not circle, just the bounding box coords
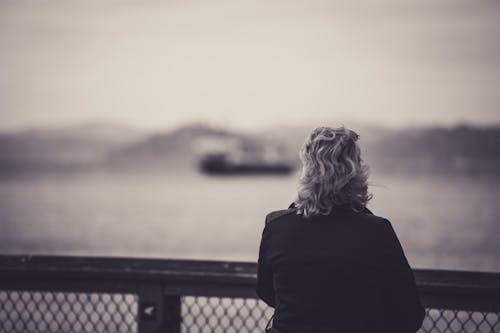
[413,269,500,296]
[1,255,500,295]
[0,255,256,284]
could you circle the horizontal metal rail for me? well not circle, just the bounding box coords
[1,255,500,332]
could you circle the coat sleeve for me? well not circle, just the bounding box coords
[256,219,275,307]
[376,219,425,333]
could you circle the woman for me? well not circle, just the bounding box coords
[257,126,425,333]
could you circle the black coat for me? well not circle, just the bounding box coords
[256,205,425,333]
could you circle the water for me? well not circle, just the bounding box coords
[1,170,499,272]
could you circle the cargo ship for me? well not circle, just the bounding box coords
[199,153,293,175]
[194,136,294,175]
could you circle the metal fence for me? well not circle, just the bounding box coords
[181,296,272,333]
[0,255,499,333]
[0,291,137,333]
[420,308,500,333]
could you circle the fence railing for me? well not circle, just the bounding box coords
[0,255,499,333]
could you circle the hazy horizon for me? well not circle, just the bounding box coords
[2,117,500,136]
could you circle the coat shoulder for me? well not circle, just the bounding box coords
[265,208,297,225]
[358,210,391,229]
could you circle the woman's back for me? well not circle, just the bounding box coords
[258,205,424,333]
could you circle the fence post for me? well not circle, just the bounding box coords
[163,295,181,333]
[137,284,165,333]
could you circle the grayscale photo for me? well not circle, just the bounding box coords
[0,0,499,332]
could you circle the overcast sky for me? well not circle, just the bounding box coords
[1,0,499,131]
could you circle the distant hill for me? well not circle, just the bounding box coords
[364,125,500,175]
[0,122,499,176]
[105,123,239,170]
[0,122,145,174]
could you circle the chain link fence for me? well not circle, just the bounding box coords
[420,308,500,333]
[182,296,273,333]
[181,296,500,333]
[0,291,137,333]
[1,291,499,333]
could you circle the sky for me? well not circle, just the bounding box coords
[0,0,499,131]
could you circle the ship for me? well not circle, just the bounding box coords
[194,136,295,175]
[199,152,293,175]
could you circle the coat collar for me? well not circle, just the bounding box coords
[288,202,373,215]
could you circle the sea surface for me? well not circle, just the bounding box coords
[1,170,499,272]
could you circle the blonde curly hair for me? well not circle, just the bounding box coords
[294,126,372,217]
